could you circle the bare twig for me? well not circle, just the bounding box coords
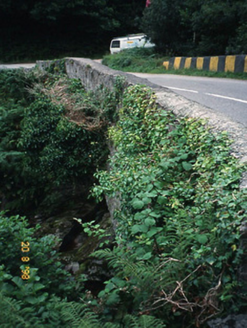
[143,265,222,326]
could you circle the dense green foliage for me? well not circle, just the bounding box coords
[92,85,247,326]
[0,67,114,215]
[141,0,247,55]
[0,66,246,327]
[0,212,166,328]
[1,0,247,62]
[0,211,81,327]
[0,67,168,327]
[0,0,144,62]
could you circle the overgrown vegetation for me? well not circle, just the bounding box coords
[0,212,83,327]
[0,0,144,63]
[1,0,247,62]
[0,66,117,215]
[0,211,165,328]
[0,66,246,327]
[92,85,247,326]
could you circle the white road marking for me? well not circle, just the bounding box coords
[164,86,198,93]
[205,92,247,104]
[165,86,247,105]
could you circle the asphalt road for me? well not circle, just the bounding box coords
[130,73,247,127]
[1,63,246,127]
[0,63,36,69]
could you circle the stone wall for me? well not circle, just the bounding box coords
[60,57,247,160]
[37,58,247,325]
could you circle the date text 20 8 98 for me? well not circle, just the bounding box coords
[21,241,30,280]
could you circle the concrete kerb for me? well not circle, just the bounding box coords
[37,57,247,289]
[163,54,247,73]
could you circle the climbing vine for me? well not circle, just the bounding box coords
[92,85,247,327]
[1,65,246,327]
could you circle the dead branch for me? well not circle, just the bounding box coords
[143,265,222,326]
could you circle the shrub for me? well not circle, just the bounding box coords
[102,48,168,73]
[92,85,247,327]
[0,68,115,215]
[0,211,86,327]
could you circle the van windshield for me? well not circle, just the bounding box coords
[111,40,120,48]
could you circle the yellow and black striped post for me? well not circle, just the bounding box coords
[163,55,247,73]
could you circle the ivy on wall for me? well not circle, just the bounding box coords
[92,85,247,327]
[1,65,247,327]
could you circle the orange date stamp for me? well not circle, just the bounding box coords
[21,241,30,280]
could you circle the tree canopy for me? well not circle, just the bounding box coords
[0,0,246,62]
[141,0,247,55]
[0,0,145,61]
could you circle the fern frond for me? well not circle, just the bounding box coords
[0,292,41,328]
[93,248,181,294]
[61,301,101,328]
[123,314,166,328]
[102,323,121,328]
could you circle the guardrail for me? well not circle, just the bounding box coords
[163,55,247,73]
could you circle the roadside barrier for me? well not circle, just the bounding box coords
[163,54,247,73]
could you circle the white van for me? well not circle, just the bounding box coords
[110,33,155,54]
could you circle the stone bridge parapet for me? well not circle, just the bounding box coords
[37,57,247,297]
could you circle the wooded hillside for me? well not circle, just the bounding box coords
[0,0,144,62]
[0,0,246,62]
[141,0,247,55]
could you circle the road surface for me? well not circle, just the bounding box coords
[0,63,36,69]
[130,73,247,127]
[1,63,246,127]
